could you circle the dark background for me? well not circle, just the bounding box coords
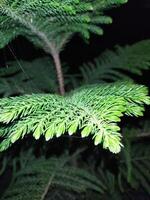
[0,0,150,70]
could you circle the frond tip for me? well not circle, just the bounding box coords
[0,82,149,154]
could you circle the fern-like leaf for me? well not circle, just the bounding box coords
[1,152,105,200]
[0,0,127,52]
[0,82,149,154]
[81,40,150,83]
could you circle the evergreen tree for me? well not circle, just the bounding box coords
[0,1,150,199]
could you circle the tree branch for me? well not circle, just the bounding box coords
[2,7,65,95]
[52,52,65,95]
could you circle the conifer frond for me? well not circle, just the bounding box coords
[0,82,149,154]
[96,169,122,199]
[81,40,150,83]
[1,152,105,200]
[0,0,127,52]
[119,142,150,195]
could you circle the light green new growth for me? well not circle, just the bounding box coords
[0,82,149,154]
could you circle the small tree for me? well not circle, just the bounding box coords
[0,1,150,199]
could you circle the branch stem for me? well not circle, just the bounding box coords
[3,7,65,95]
[52,52,65,95]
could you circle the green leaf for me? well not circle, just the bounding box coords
[81,125,93,138]
[68,121,79,135]
[56,122,66,137]
[45,124,56,141]
[33,125,42,140]
[94,132,103,145]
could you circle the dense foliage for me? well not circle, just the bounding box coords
[0,0,150,199]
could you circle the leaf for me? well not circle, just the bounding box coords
[81,125,93,138]
[68,121,79,135]
[56,122,66,137]
[45,123,56,141]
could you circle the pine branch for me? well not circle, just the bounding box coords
[80,40,150,83]
[52,52,65,95]
[1,151,105,200]
[0,0,127,50]
[0,82,149,154]
[0,5,65,94]
[0,0,127,94]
